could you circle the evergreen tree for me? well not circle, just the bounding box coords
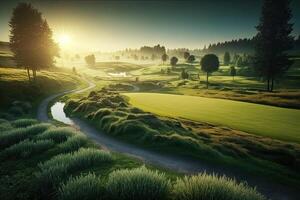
[223,52,231,65]
[254,0,294,91]
[9,3,58,81]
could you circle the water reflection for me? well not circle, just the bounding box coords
[50,102,74,125]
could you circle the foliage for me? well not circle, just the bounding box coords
[170,56,178,67]
[230,66,236,79]
[200,54,220,88]
[106,166,170,200]
[254,0,294,91]
[11,118,38,128]
[161,53,169,64]
[181,69,189,79]
[187,55,195,63]
[9,3,58,81]
[223,51,231,65]
[58,173,104,200]
[0,139,54,159]
[173,173,266,200]
[36,127,78,143]
[183,51,190,60]
[85,54,96,66]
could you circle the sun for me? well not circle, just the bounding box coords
[57,34,71,47]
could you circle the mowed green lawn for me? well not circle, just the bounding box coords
[124,93,300,143]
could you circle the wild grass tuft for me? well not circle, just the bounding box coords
[11,118,38,128]
[36,127,78,143]
[0,123,53,149]
[37,148,113,190]
[58,135,89,153]
[0,119,12,132]
[172,173,266,200]
[0,139,55,160]
[58,173,104,200]
[106,166,170,200]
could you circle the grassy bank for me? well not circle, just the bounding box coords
[0,67,83,118]
[64,90,300,187]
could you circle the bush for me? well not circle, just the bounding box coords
[0,139,55,159]
[36,127,78,143]
[106,166,170,200]
[0,119,12,132]
[58,173,103,200]
[37,148,113,189]
[58,135,89,153]
[172,173,266,200]
[11,118,38,128]
[0,123,52,149]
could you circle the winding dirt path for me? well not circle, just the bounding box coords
[37,78,298,200]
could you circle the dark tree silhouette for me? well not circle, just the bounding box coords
[230,66,236,80]
[183,52,190,61]
[9,3,58,81]
[85,54,96,66]
[181,69,189,79]
[200,54,220,88]
[254,0,294,92]
[223,52,231,65]
[161,53,168,65]
[187,55,195,63]
[170,56,178,68]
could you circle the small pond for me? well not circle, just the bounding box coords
[50,102,74,125]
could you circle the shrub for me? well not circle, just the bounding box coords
[11,118,38,128]
[0,123,53,149]
[172,173,266,200]
[106,166,170,200]
[58,173,103,200]
[37,148,113,189]
[0,119,12,132]
[58,135,89,153]
[36,127,78,143]
[0,139,55,159]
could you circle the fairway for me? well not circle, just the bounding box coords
[124,93,300,143]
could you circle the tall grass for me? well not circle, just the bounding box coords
[0,139,55,159]
[58,173,103,200]
[106,166,170,200]
[58,135,89,153]
[37,148,113,190]
[172,173,266,200]
[36,127,78,143]
[0,119,12,132]
[0,123,53,149]
[11,118,38,128]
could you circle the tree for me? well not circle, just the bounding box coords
[223,52,231,65]
[187,55,195,63]
[170,56,178,68]
[85,54,95,66]
[181,69,189,79]
[200,54,220,88]
[230,66,236,80]
[183,52,190,61]
[9,3,58,81]
[254,0,294,92]
[161,53,168,65]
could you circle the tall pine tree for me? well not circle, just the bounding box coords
[9,3,58,81]
[254,0,294,91]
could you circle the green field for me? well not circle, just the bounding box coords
[124,93,300,143]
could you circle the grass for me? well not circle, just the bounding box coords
[58,173,104,200]
[173,173,266,200]
[124,92,300,143]
[65,90,300,187]
[0,67,82,117]
[36,127,78,143]
[0,139,55,160]
[106,166,171,200]
[0,118,268,200]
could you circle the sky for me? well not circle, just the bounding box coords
[0,0,299,52]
